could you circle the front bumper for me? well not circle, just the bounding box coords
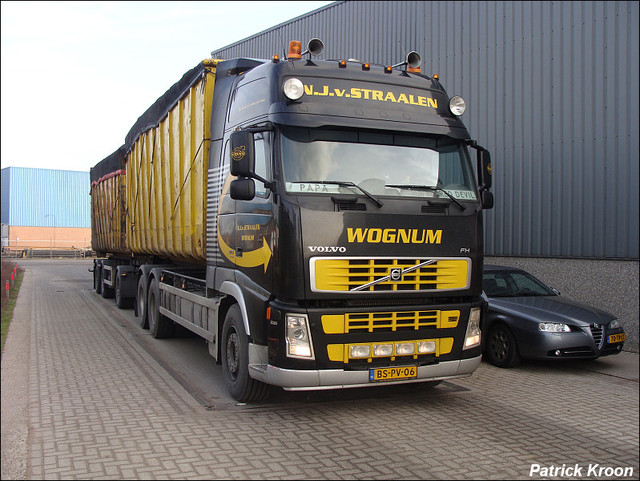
[248,354,481,391]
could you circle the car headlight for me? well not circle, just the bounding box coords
[538,322,571,333]
[609,319,621,329]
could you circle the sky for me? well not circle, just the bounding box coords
[1,1,334,173]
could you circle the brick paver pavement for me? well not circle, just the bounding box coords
[2,260,638,480]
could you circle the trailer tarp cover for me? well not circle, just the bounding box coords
[90,145,126,183]
[91,61,207,181]
[124,62,207,152]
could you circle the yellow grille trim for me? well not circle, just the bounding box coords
[322,310,459,334]
[313,258,469,292]
[327,338,454,362]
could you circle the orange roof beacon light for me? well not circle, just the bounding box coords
[272,54,280,63]
[339,59,347,68]
[288,40,302,60]
[362,62,370,71]
[288,38,325,60]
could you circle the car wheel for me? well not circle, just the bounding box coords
[485,324,521,368]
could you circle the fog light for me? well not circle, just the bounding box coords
[350,345,371,359]
[395,342,415,355]
[555,350,561,356]
[373,344,393,357]
[418,341,436,354]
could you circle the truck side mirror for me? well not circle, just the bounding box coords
[481,190,494,209]
[230,130,255,177]
[479,149,492,190]
[230,178,256,200]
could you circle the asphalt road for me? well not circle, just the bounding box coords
[1,259,638,480]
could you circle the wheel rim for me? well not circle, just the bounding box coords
[226,329,239,380]
[491,330,509,361]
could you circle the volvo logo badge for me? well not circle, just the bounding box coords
[390,268,403,281]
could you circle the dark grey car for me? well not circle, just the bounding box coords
[482,265,626,367]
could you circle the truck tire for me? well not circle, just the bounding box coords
[136,275,149,329]
[147,277,174,339]
[221,305,269,403]
[115,273,133,309]
[485,323,521,368]
[95,263,103,295]
[101,264,114,299]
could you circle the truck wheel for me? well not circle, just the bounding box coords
[485,324,521,368]
[147,277,174,339]
[137,275,149,329]
[95,263,103,294]
[101,264,114,299]
[115,273,133,309]
[221,305,269,403]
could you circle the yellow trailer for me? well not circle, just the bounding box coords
[90,59,218,262]
[126,59,218,263]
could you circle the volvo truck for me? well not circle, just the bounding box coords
[90,39,494,402]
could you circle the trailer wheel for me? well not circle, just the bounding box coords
[221,305,269,403]
[137,275,149,329]
[147,277,174,339]
[101,264,114,299]
[115,272,133,309]
[95,262,103,294]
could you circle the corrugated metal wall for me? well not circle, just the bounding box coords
[211,0,639,260]
[0,167,90,228]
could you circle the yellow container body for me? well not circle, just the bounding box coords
[126,61,217,263]
[90,171,128,254]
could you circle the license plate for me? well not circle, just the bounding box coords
[369,365,417,382]
[608,333,625,344]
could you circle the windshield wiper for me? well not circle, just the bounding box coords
[385,184,465,210]
[299,180,383,207]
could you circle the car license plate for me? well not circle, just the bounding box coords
[369,366,417,382]
[608,333,625,344]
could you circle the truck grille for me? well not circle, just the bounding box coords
[590,324,604,349]
[310,257,470,293]
[322,310,460,334]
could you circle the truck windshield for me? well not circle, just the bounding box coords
[280,127,478,201]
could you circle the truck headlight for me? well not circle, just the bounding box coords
[286,314,315,359]
[538,322,571,332]
[463,307,481,349]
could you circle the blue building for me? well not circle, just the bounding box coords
[1,167,91,251]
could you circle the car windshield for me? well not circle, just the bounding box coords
[483,270,557,297]
[279,126,478,201]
